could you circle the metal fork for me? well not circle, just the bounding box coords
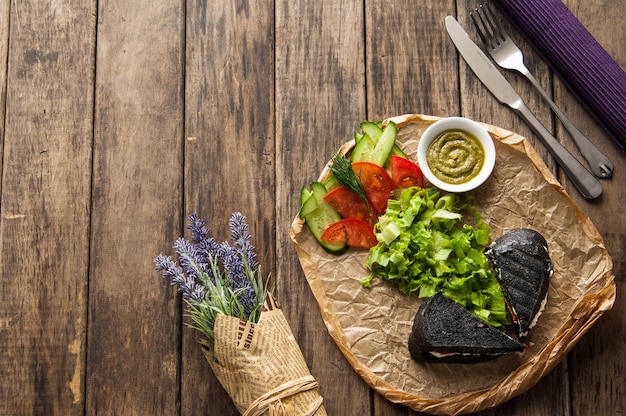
[470,2,613,178]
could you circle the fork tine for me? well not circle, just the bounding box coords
[470,8,488,45]
[482,2,508,44]
[470,5,495,50]
[470,3,506,50]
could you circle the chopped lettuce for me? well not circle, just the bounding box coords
[362,187,511,329]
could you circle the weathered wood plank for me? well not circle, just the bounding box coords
[366,1,460,122]
[456,3,571,415]
[0,0,620,415]
[366,2,458,414]
[559,2,626,416]
[86,1,184,414]
[275,0,372,414]
[1,0,9,170]
[0,0,95,413]
[183,1,276,414]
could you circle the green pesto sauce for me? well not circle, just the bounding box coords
[426,129,485,184]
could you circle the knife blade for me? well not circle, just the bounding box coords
[444,15,602,199]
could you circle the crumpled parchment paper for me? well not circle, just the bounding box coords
[290,114,615,415]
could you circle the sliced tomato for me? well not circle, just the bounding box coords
[352,161,393,215]
[320,219,377,249]
[323,187,372,224]
[390,155,424,189]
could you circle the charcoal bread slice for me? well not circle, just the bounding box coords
[408,293,524,363]
[486,228,553,342]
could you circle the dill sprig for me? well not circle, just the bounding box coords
[329,153,367,200]
[155,213,272,351]
[329,153,373,220]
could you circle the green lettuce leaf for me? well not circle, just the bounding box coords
[364,187,511,329]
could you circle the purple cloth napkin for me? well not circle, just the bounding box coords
[493,0,626,150]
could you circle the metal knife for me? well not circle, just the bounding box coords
[444,15,602,199]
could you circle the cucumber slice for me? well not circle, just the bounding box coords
[358,120,405,161]
[303,182,347,254]
[299,174,341,219]
[360,121,383,140]
[351,134,376,163]
[351,121,398,166]
[299,192,318,218]
[300,185,312,205]
[322,174,341,192]
[391,144,407,158]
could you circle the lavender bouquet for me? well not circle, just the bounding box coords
[156,213,326,416]
[155,212,268,351]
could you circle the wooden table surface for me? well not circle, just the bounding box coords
[1,0,624,415]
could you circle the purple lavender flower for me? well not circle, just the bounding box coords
[154,254,206,301]
[219,241,255,316]
[187,213,209,242]
[155,212,268,347]
[187,214,220,278]
[229,212,258,271]
[174,238,203,278]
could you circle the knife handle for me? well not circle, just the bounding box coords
[522,68,613,178]
[511,101,602,199]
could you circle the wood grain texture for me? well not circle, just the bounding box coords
[0,0,8,174]
[0,0,623,415]
[558,2,626,416]
[184,0,276,414]
[0,0,95,414]
[275,0,372,415]
[366,1,459,121]
[86,0,184,414]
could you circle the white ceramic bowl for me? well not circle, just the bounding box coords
[417,117,496,193]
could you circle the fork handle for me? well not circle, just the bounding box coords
[520,68,613,178]
[511,100,602,199]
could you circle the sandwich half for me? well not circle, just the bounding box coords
[486,228,553,342]
[409,293,524,363]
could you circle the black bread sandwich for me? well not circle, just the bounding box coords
[408,293,524,363]
[486,228,553,342]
